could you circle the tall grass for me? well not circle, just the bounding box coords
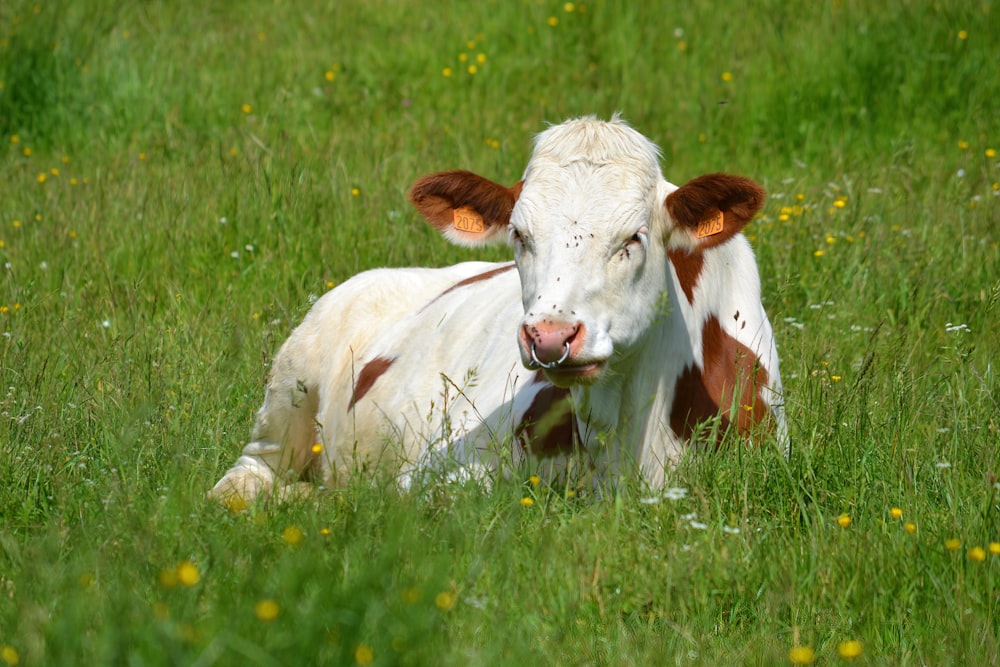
[1,0,998,664]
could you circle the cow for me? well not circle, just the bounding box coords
[209,116,786,505]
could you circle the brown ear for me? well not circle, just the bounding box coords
[409,170,523,247]
[664,173,765,250]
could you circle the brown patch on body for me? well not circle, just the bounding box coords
[667,249,704,304]
[670,316,770,443]
[348,356,396,412]
[515,373,578,457]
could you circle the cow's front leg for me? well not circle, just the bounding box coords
[209,362,319,507]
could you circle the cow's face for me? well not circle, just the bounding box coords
[409,117,765,388]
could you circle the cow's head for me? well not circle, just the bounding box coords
[410,117,764,388]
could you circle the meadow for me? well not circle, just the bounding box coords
[1,0,998,664]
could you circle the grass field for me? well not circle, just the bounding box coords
[1,0,998,664]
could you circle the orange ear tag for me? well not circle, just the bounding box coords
[696,209,725,238]
[453,206,486,234]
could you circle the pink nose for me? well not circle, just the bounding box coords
[521,321,583,365]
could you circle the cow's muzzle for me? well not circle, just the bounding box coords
[527,341,571,369]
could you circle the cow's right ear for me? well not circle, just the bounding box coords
[409,170,523,247]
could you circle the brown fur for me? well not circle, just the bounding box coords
[409,170,522,233]
[665,173,765,249]
[670,316,770,442]
[515,374,578,457]
[348,357,395,412]
[667,249,704,304]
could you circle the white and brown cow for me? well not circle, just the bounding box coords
[209,116,785,504]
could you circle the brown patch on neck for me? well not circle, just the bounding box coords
[668,249,704,304]
[348,356,396,412]
[670,315,770,443]
[515,379,578,457]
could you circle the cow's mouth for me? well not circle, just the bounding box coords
[541,361,605,387]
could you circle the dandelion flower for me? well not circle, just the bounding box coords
[520,496,535,507]
[23,147,31,157]
[788,645,815,664]
[837,514,851,528]
[241,104,253,114]
[564,2,575,11]
[351,187,360,197]
[528,475,541,487]
[721,71,733,82]
[355,644,374,665]
[1,645,19,666]
[945,538,961,551]
[987,148,997,158]
[435,591,456,611]
[177,560,200,586]
[989,542,1000,555]
[904,522,916,534]
[958,30,968,40]
[282,525,304,546]
[442,67,453,77]
[968,546,986,562]
[37,173,47,183]
[255,599,280,621]
[837,640,863,660]
[312,443,323,454]
[547,16,559,27]
[467,65,477,75]
[890,507,903,520]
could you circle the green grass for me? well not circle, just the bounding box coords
[1,0,998,664]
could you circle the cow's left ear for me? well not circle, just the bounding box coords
[664,173,765,250]
[409,170,523,247]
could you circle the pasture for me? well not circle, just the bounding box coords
[1,0,998,664]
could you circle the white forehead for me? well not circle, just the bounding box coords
[515,116,664,229]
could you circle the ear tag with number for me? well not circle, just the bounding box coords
[696,209,725,238]
[453,206,486,234]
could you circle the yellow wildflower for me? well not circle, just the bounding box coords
[904,522,916,534]
[435,591,456,611]
[837,514,851,528]
[528,475,541,487]
[282,525,304,546]
[355,643,374,665]
[968,546,986,562]
[788,645,815,664]
[989,542,1000,555]
[177,560,200,586]
[521,496,535,508]
[721,71,733,82]
[547,16,559,26]
[837,640,863,660]
[945,538,961,551]
[890,507,903,519]
[986,148,997,158]
[1,645,19,666]
[255,599,280,621]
